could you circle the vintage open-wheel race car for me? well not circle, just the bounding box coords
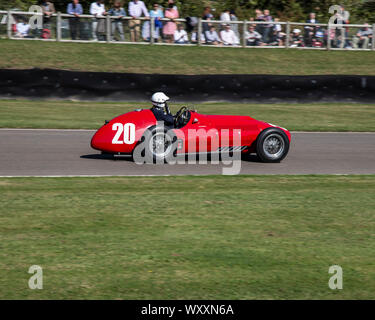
[91,106,291,163]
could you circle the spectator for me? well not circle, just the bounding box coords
[230,10,239,38]
[220,9,230,26]
[90,0,106,41]
[262,9,273,43]
[40,0,55,39]
[254,9,264,36]
[290,28,304,47]
[141,19,150,41]
[167,0,178,11]
[174,24,188,44]
[191,28,205,43]
[306,12,317,24]
[327,27,336,48]
[312,28,324,47]
[340,5,350,48]
[128,0,149,42]
[163,3,179,43]
[67,0,83,40]
[352,23,373,49]
[202,6,213,33]
[273,18,285,46]
[185,16,198,34]
[340,5,350,24]
[273,18,282,33]
[205,25,221,45]
[149,3,164,42]
[245,25,262,46]
[15,18,30,38]
[304,12,318,46]
[220,24,239,46]
[205,25,220,45]
[108,1,126,41]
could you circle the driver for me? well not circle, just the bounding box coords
[150,92,174,127]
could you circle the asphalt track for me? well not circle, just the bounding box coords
[0,129,374,176]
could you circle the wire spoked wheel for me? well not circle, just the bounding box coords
[256,128,290,163]
[135,126,177,164]
[263,133,285,160]
[149,132,173,158]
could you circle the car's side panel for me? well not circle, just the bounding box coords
[207,115,260,150]
[174,112,218,153]
[177,113,261,153]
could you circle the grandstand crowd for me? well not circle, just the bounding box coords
[9,0,374,48]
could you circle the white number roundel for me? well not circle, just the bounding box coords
[112,123,135,144]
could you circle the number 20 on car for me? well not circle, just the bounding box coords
[112,123,136,145]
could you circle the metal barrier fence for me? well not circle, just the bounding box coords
[0,10,374,50]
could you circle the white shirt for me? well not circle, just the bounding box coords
[128,0,149,18]
[191,32,205,42]
[220,29,239,45]
[245,30,262,41]
[342,10,349,21]
[16,22,30,36]
[90,2,106,16]
[205,30,221,42]
[220,12,230,23]
[174,29,188,42]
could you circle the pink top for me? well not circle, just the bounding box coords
[163,8,179,35]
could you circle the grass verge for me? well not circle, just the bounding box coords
[0,175,374,299]
[0,100,374,131]
[1,40,375,75]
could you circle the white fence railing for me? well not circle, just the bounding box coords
[0,10,374,50]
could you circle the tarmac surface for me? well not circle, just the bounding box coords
[0,129,374,176]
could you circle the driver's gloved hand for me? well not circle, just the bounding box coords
[165,105,172,115]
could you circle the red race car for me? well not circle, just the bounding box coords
[91,106,291,163]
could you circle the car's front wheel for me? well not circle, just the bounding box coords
[256,128,290,163]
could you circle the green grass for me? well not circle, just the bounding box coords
[0,175,374,299]
[0,100,374,131]
[1,40,375,75]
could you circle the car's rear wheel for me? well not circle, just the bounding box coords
[138,126,177,163]
[256,128,289,163]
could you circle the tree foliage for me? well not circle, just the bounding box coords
[0,0,373,23]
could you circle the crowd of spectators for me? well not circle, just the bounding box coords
[8,1,374,49]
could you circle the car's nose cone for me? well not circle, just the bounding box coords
[91,127,106,151]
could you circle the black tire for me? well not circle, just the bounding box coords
[133,126,177,164]
[256,127,290,163]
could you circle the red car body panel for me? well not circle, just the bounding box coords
[91,109,156,153]
[91,108,291,155]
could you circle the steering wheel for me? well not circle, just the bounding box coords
[174,106,189,127]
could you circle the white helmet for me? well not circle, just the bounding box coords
[151,92,169,109]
